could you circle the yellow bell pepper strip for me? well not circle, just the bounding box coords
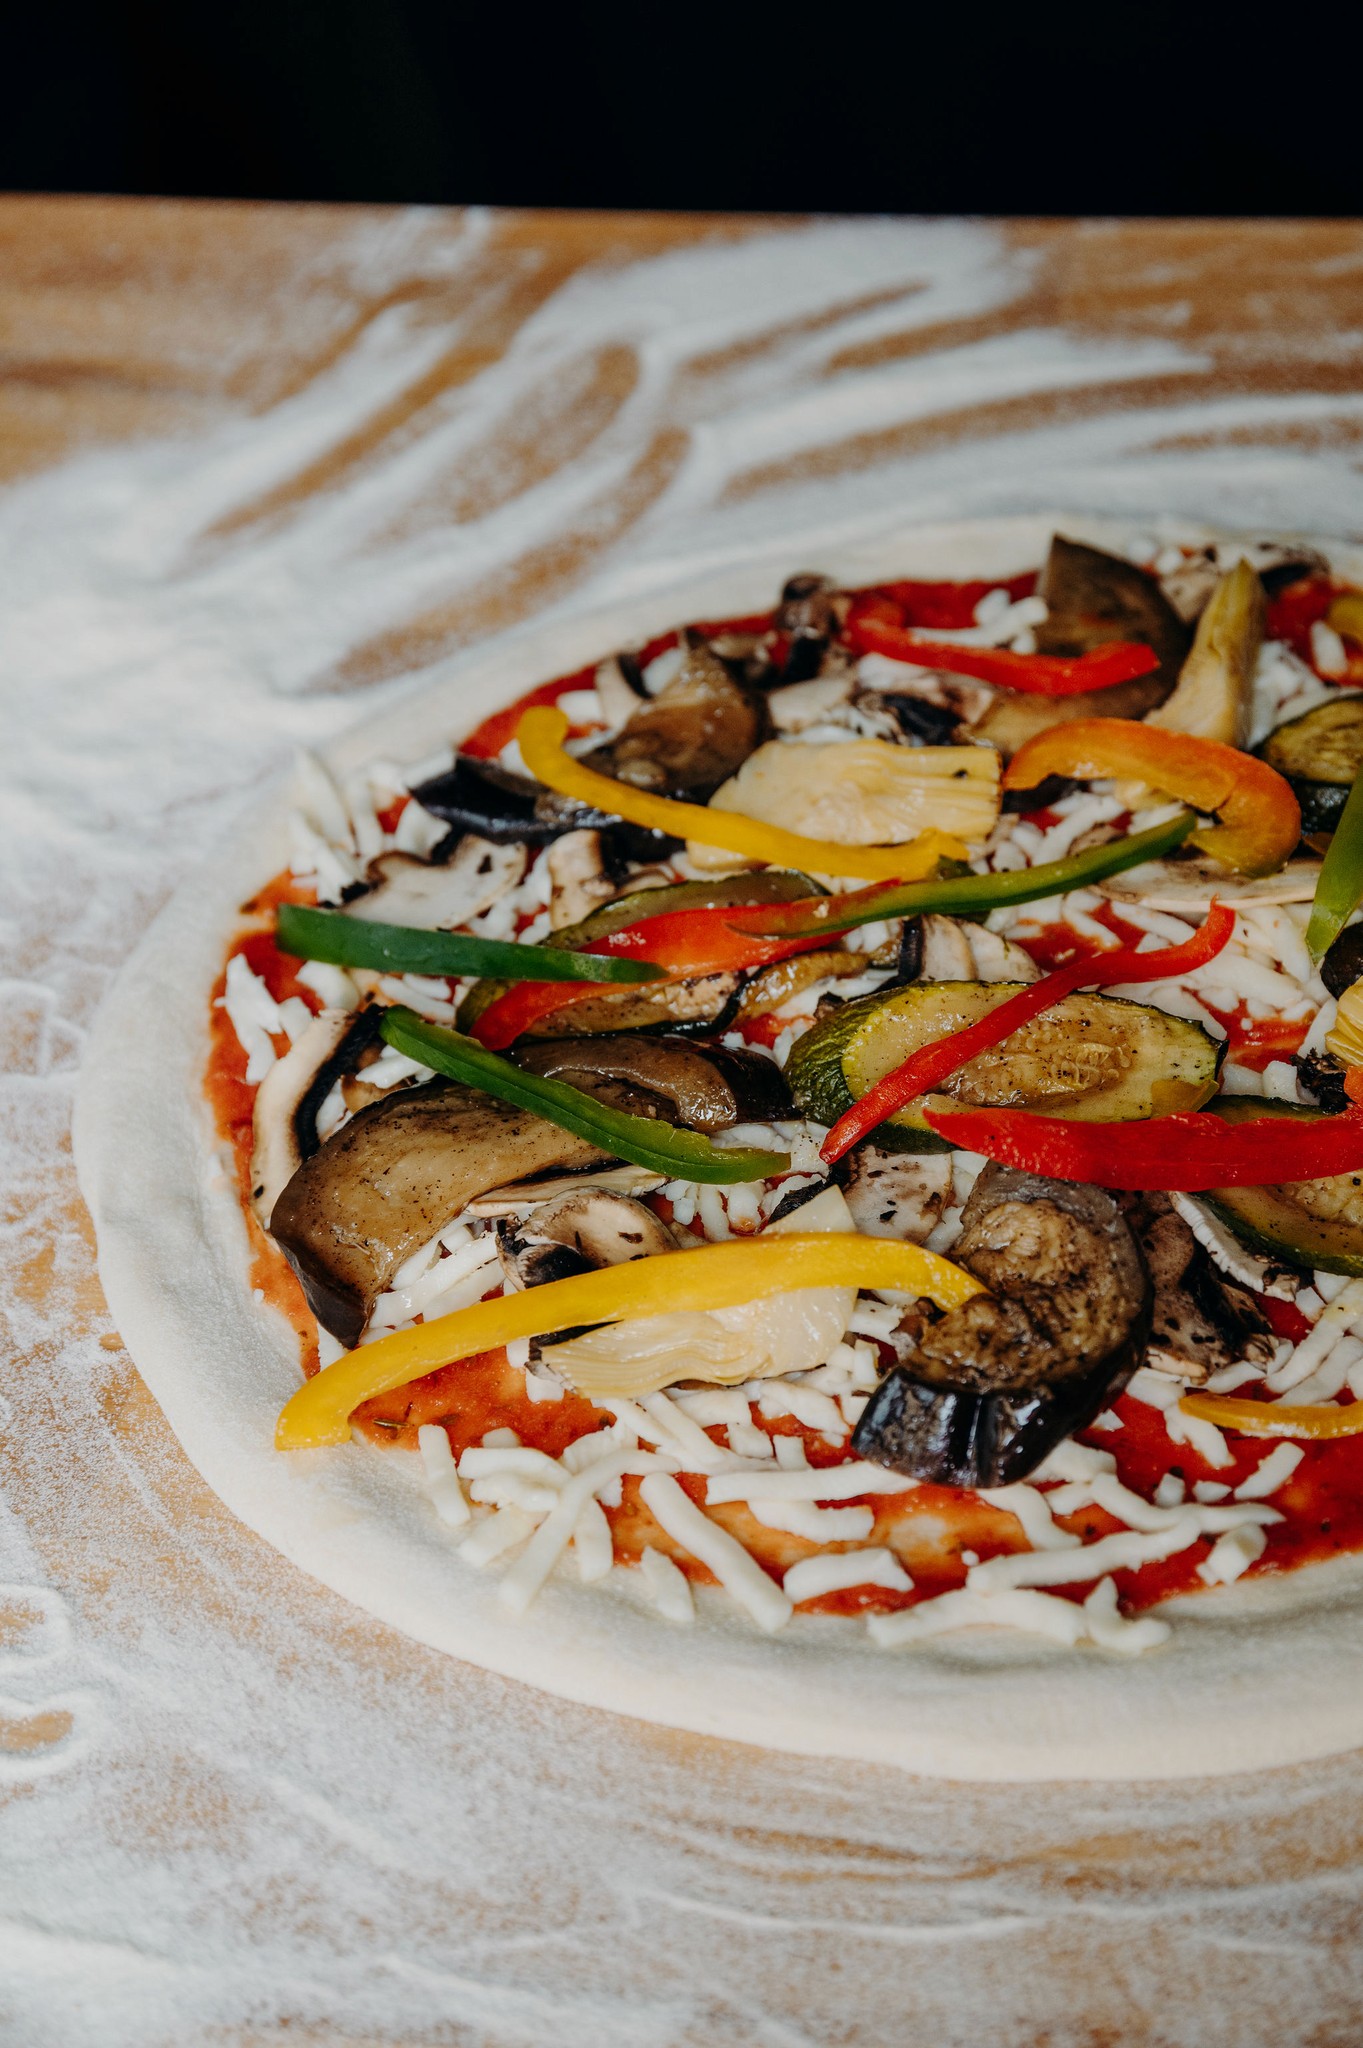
[276,1232,986,1448]
[1003,718,1301,878]
[516,705,967,883]
[275,901,664,986]
[1180,1389,1363,1441]
[725,809,1198,943]
[1306,766,1363,961]
[381,1006,791,1183]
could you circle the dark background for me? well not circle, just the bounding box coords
[4,1,1362,215]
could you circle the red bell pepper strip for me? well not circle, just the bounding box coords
[920,1099,1363,1191]
[821,902,1236,1162]
[845,593,1158,696]
[471,904,827,1049]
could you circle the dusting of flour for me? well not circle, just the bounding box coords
[6,207,1363,2047]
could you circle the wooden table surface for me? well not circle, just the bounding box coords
[6,196,1363,2048]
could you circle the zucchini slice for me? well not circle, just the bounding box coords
[785,981,1222,1152]
[1203,1095,1363,1277]
[1259,697,1363,836]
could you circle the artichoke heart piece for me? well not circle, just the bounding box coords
[689,738,1000,872]
[538,1185,858,1398]
[786,980,1222,1152]
[1147,556,1266,748]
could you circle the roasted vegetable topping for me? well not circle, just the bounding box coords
[852,1166,1150,1485]
[1004,718,1301,878]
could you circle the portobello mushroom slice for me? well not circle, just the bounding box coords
[497,1189,676,1291]
[580,637,765,800]
[268,1080,611,1347]
[410,752,675,862]
[852,1164,1151,1486]
[1128,1192,1275,1384]
[516,1034,793,1130]
[976,535,1191,753]
[842,1146,952,1243]
[349,837,524,930]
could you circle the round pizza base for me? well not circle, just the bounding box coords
[74,512,1363,1782]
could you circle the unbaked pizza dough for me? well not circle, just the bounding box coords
[74,512,1363,1781]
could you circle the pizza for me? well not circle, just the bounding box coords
[76,513,1363,1779]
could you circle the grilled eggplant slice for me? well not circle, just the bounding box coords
[853,1165,1150,1485]
[976,535,1190,753]
[1259,697,1363,838]
[786,980,1221,1151]
[269,1080,609,1346]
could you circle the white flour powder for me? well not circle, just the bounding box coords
[5,208,1363,2047]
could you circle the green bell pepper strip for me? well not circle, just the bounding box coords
[724,809,1198,942]
[1306,771,1363,961]
[380,1007,792,1184]
[275,902,664,986]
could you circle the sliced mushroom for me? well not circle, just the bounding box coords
[268,1080,611,1346]
[852,1163,1151,1485]
[1160,540,1330,624]
[292,1003,388,1158]
[1129,1192,1275,1384]
[1099,853,1320,910]
[963,923,1042,983]
[919,914,977,980]
[581,638,766,799]
[843,1147,952,1243]
[594,652,648,725]
[916,913,1038,984]
[497,1189,676,1292]
[349,836,526,931]
[976,536,1191,753]
[517,1033,793,1130]
[545,829,618,930]
[250,1009,358,1223]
